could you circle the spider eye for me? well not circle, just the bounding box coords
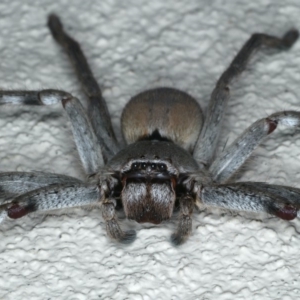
[132,163,139,169]
[141,163,147,169]
[158,164,166,171]
[151,164,156,169]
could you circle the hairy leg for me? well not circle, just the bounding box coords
[193,29,299,167]
[0,183,99,223]
[0,172,81,202]
[0,172,135,243]
[48,14,119,161]
[232,182,300,208]
[0,89,104,174]
[102,197,136,244]
[171,195,194,246]
[210,111,300,183]
[197,182,300,220]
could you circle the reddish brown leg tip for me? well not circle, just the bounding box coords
[7,203,32,219]
[274,205,298,221]
[62,96,72,108]
[266,118,278,134]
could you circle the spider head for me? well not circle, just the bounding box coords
[120,159,177,224]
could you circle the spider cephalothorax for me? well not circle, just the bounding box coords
[0,14,299,245]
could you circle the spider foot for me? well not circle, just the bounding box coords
[119,230,137,244]
[106,219,136,244]
[47,14,64,40]
[170,232,187,246]
[171,196,194,246]
[282,29,299,48]
[171,216,192,246]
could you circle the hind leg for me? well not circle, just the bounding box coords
[193,29,299,167]
[48,14,120,161]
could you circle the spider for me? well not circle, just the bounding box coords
[0,14,299,245]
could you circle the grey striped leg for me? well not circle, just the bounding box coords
[210,111,300,183]
[63,96,104,173]
[48,14,120,161]
[198,182,300,220]
[0,90,104,174]
[0,88,122,239]
[0,172,81,202]
[0,183,100,223]
[231,182,300,210]
[193,29,299,167]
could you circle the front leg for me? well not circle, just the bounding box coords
[0,89,104,174]
[0,172,81,202]
[0,183,100,223]
[196,182,300,220]
[0,173,136,243]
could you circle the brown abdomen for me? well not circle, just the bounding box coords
[121,88,203,152]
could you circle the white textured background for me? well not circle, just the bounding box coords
[0,0,300,299]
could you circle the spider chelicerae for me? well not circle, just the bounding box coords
[0,14,299,245]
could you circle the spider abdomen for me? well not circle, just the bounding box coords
[121,87,203,152]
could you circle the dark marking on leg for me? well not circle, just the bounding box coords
[7,202,36,219]
[271,204,297,221]
[61,96,72,108]
[266,118,278,134]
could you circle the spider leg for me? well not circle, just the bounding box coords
[232,182,300,208]
[193,29,299,167]
[0,172,81,203]
[0,89,132,242]
[0,183,99,223]
[102,197,136,244]
[0,89,104,174]
[0,172,135,243]
[209,111,300,183]
[171,195,194,246]
[0,89,70,105]
[197,182,300,220]
[47,14,119,161]
[62,94,104,173]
